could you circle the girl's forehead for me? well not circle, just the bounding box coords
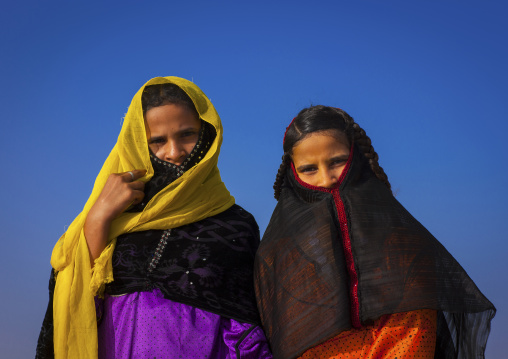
[295,129,349,148]
[292,131,350,162]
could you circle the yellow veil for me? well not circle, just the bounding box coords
[50,77,235,358]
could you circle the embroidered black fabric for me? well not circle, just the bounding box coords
[36,205,261,359]
[254,145,496,359]
[107,204,262,324]
[35,269,56,359]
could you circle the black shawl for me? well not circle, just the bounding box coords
[107,203,261,324]
[254,145,495,359]
[37,204,261,359]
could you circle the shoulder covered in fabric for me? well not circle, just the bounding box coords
[213,204,261,252]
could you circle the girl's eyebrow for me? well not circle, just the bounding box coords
[172,126,201,136]
[178,125,199,131]
[330,154,349,161]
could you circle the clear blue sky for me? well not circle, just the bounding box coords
[1,1,506,357]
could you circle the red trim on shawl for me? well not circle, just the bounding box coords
[291,145,361,328]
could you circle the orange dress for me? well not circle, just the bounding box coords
[298,309,437,359]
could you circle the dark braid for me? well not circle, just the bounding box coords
[273,152,291,200]
[338,110,391,189]
[273,105,390,200]
[351,123,391,190]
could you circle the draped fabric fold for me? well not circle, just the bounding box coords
[254,144,495,359]
[50,77,235,358]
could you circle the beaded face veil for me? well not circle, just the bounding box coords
[129,120,216,212]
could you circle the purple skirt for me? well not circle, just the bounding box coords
[97,289,272,359]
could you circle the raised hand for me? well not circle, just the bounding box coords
[84,169,147,262]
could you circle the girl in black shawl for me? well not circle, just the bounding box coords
[254,105,495,359]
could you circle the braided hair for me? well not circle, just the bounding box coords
[273,105,391,200]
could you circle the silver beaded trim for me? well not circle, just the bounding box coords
[149,137,206,177]
[147,229,171,273]
[150,154,186,177]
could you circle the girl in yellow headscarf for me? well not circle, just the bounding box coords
[36,77,273,359]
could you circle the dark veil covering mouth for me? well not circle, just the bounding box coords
[254,145,496,359]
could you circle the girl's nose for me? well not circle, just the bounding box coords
[319,170,338,189]
[163,140,186,165]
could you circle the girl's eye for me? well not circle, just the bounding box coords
[181,131,197,138]
[330,157,348,167]
[300,166,317,173]
[150,138,166,144]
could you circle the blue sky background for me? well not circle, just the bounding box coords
[1,1,506,357]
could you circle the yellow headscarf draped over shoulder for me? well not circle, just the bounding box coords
[50,77,235,358]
